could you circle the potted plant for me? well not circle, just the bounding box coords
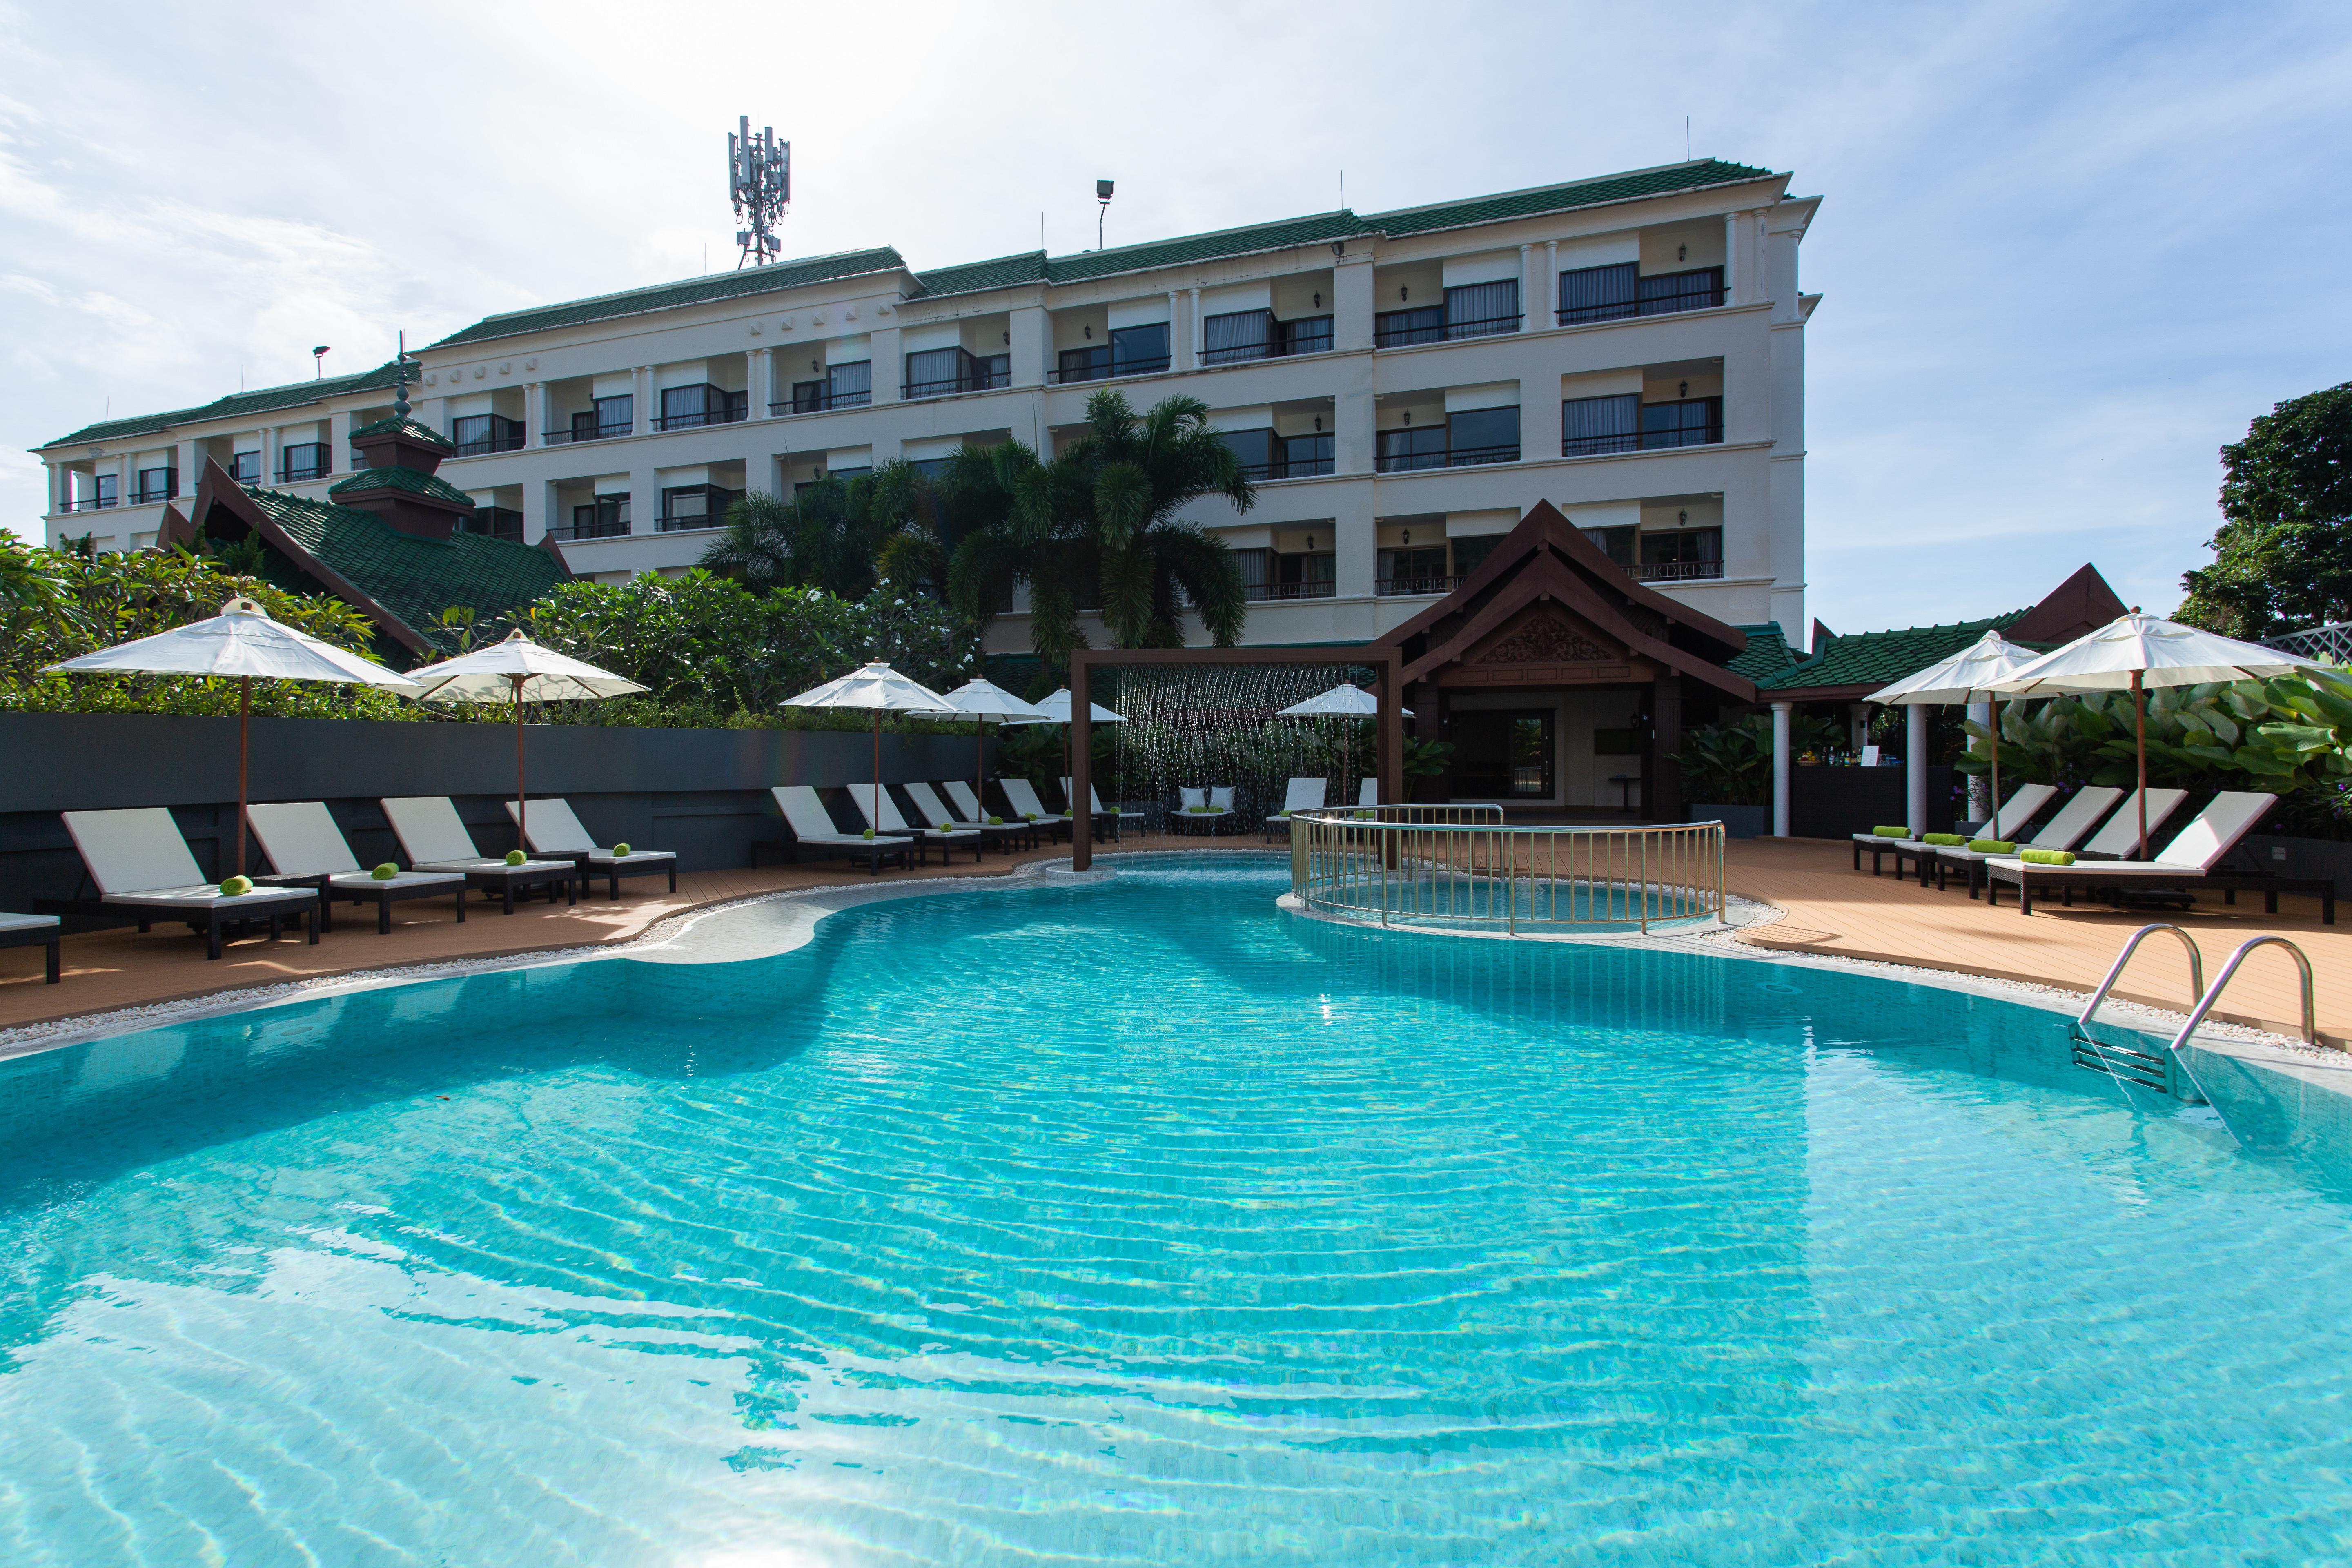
[1670,716,1769,837]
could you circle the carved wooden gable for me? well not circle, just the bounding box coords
[1443,604,1648,687]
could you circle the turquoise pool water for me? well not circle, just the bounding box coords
[2,857,2350,1564]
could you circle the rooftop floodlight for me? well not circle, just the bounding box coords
[312,345,330,377]
[1096,179,1113,249]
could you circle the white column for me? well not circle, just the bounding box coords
[629,465,656,538]
[255,433,274,488]
[1966,701,1992,821]
[634,366,652,434]
[1906,704,1928,833]
[328,410,353,474]
[523,477,551,545]
[1518,243,1537,331]
[749,349,773,419]
[1010,305,1048,387]
[1544,240,1557,327]
[175,438,199,497]
[525,381,545,448]
[1724,211,1743,303]
[1333,252,1374,351]
[1771,702,1792,837]
[1185,287,1202,369]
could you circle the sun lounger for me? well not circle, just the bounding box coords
[846,783,980,864]
[937,780,1040,849]
[0,912,62,983]
[380,797,581,915]
[52,807,321,959]
[768,786,914,874]
[1265,777,1328,841]
[998,779,1072,844]
[1987,791,2333,921]
[1064,777,1144,842]
[503,798,678,899]
[1929,786,2124,897]
[1853,782,2056,880]
[1172,785,1234,835]
[247,801,468,933]
[907,782,1031,853]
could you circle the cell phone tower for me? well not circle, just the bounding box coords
[729,116,791,268]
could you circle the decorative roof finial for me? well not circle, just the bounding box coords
[392,330,411,420]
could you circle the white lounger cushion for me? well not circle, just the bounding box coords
[1851,781,2060,849]
[998,780,1066,821]
[772,786,908,846]
[847,784,976,839]
[1209,786,1236,811]
[381,797,570,873]
[1991,791,2276,876]
[1178,786,1206,811]
[1937,787,2124,861]
[1061,778,1140,818]
[60,808,316,908]
[248,801,363,875]
[501,798,676,864]
[0,912,59,933]
[1278,778,1327,813]
[1358,779,1378,808]
[904,783,966,829]
[2078,788,2191,858]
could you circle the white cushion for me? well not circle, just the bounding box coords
[62,808,206,896]
[248,802,362,875]
[381,797,484,865]
[1179,787,1207,810]
[504,797,597,854]
[1209,786,1236,811]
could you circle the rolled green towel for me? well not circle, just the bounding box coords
[938,822,953,833]
[2020,848,2076,865]
[1188,805,1207,814]
[219,875,253,896]
[989,815,1003,825]
[1873,825,1911,838]
[1022,812,1038,822]
[1967,839,2015,855]
[504,849,527,866]
[1922,833,1967,847]
[612,843,630,858]
[1281,808,1294,817]
[862,828,875,840]
[371,862,399,881]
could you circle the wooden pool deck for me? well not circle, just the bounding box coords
[2,833,2344,1049]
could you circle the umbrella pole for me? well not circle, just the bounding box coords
[873,709,882,833]
[1989,702,2000,832]
[976,719,986,822]
[236,674,250,879]
[514,674,527,854]
[2134,669,2147,859]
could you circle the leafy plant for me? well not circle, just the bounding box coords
[1671,716,1771,806]
[2178,381,2352,638]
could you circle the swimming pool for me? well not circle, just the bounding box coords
[2,856,2349,1564]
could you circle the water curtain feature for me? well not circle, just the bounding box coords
[1099,663,1374,822]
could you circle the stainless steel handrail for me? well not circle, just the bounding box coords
[2076,924,2206,1038]
[2170,935,2318,1053]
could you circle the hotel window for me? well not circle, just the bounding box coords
[1450,533,1502,577]
[1202,309,1273,365]
[561,495,629,540]
[1376,425,1448,472]
[134,465,175,502]
[657,385,746,430]
[278,443,330,483]
[826,360,872,408]
[1638,526,1723,581]
[93,473,118,508]
[230,451,261,483]
[1639,396,1722,448]
[1580,526,1637,568]
[1109,322,1169,376]
[464,506,524,542]
[1562,393,1640,456]
[572,395,633,442]
[1219,428,1277,481]
[1558,263,1639,325]
[1443,279,1519,339]
[1445,406,1519,465]
[657,483,736,531]
[1277,314,1334,356]
[1638,267,1724,315]
[452,413,524,455]
[1234,546,1274,601]
[1280,432,1334,478]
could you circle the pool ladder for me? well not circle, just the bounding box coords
[2071,923,2320,1096]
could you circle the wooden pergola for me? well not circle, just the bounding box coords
[1068,644,1405,873]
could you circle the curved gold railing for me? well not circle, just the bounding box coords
[1287,805,1725,935]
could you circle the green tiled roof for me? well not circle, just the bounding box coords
[428,247,906,349]
[1365,159,1779,238]
[1724,622,1798,682]
[1757,611,2035,694]
[906,251,1049,298]
[241,484,564,655]
[1036,212,1373,288]
[329,466,475,507]
[350,415,453,450]
[47,359,409,448]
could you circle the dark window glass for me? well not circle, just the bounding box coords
[826,361,872,407]
[1202,309,1272,364]
[1280,432,1333,477]
[1443,279,1519,339]
[562,495,630,540]
[908,457,953,480]
[1276,552,1335,596]
[136,466,178,501]
[1219,428,1277,480]
[1448,709,1556,799]
[278,444,327,482]
[1277,315,1333,356]
[789,379,824,413]
[1558,262,1638,325]
[658,484,736,530]
[1374,305,1445,347]
[660,384,733,428]
[1058,344,1111,383]
[977,353,1009,387]
[1581,525,1637,567]
[230,452,260,483]
[1563,393,1641,456]
[1451,533,1501,577]
[1639,396,1722,448]
[827,466,871,483]
[592,394,633,437]
[1446,406,1519,464]
[1376,426,1448,471]
[1637,266,1724,316]
[452,413,523,454]
[1234,547,1274,600]
[904,347,962,398]
[1109,323,1169,375]
[1377,546,1452,595]
[465,506,524,542]
[1638,527,1723,579]
[94,473,118,506]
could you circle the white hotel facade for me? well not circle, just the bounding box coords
[34,158,1820,651]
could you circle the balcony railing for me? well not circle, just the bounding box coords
[549,516,629,542]
[57,495,117,512]
[1375,444,1519,473]
[453,429,526,457]
[1630,559,1724,583]
[1376,574,1464,597]
[1235,456,1338,483]
[652,405,751,432]
[904,368,1011,399]
[543,423,633,445]
[1202,316,1336,365]
[1373,313,1521,348]
[1243,580,1337,602]
[1049,355,1170,384]
[1557,272,1724,326]
[771,388,872,414]
[1561,422,1722,458]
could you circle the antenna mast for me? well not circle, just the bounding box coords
[729,116,791,268]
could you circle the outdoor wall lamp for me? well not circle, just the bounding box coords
[810,358,820,372]
[1307,535,1316,550]
[1402,530,1411,543]
[1679,379,1688,397]
[1679,509,1688,524]
[1400,286,1409,301]
[1313,292,1321,308]
[1678,243,1688,261]
[1312,416,1321,431]
[1003,332,1010,345]
[1084,325,1093,339]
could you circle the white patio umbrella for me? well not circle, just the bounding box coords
[1982,610,2319,858]
[43,595,422,877]
[926,677,1050,823]
[1277,684,1413,805]
[1002,687,1127,789]
[399,630,648,854]
[782,661,955,833]
[1862,629,2040,830]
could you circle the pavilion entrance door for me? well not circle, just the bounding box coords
[1447,708,1555,800]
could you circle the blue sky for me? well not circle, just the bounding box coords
[2,0,2345,636]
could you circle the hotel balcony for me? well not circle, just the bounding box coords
[1561,394,1722,457]
[774,361,872,414]
[1555,262,1724,326]
[903,347,1010,400]
[653,384,750,432]
[452,413,526,456]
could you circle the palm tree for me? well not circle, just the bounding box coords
[699,461,944,599]
[948,390,1253,669]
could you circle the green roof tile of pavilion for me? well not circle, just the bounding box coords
[1724,623,1799,682]
[328,466,475,507]
[241,485,564,653]
[1756,611,2039,695]
[349,415,454,450]
[47,359,409,448]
